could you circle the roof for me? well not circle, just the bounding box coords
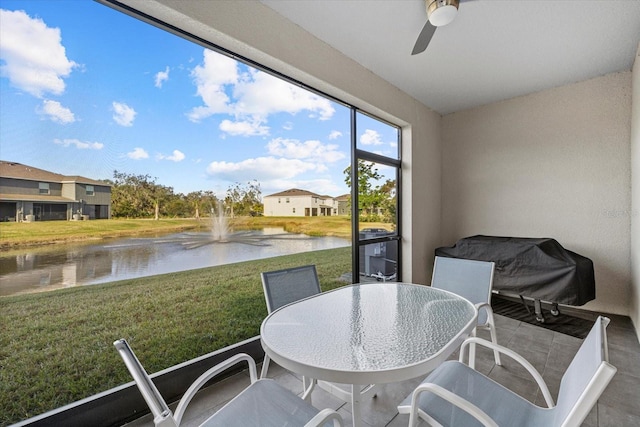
[0,193,74,203]
[0,161,110,186]
[265,188,324,198]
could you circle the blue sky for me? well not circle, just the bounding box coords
[0,0,398,197]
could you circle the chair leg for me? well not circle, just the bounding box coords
[469,328,477,369]
[302,376,316,401]
[487,312,502,366]
[260,354,271,379]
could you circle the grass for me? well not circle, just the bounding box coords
[0,247,351,426]
[0,218,206,249]
[0,215,391,249]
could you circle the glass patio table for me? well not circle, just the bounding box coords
[260,282,478,427]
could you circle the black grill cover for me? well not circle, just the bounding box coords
[435,235,595,306]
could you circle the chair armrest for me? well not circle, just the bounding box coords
[408,382,498,427]
[114,339,177,427]
[174,353,258,425]
[304,408,344,427]
[475,301,491,314]
[459,337,554,407]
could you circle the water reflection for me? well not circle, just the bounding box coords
[0,228,349,297]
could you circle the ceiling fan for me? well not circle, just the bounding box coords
[412,0,469,55]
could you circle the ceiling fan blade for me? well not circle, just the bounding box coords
[411,21,437,55]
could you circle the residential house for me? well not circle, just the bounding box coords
[0,161,111,221]
[263,188,340,217]
[335,194,350,216]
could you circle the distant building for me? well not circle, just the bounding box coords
[335,193,350,216]
[263,188,347,217]
[0,161,111,222]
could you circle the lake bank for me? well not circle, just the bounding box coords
[0,228,349,297]
[0,216,375,249]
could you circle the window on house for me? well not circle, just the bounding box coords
[286,198,290,203]
[39,183,49,195]
[86,185,94,196]
[292,208,296,213]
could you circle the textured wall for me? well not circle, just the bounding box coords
[442,72,632,314]
[631,44,640,337]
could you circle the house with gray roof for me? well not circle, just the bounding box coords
[263,188,343,217]
[0,161,111,222]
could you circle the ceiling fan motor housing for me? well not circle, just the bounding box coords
[427,0,460,27]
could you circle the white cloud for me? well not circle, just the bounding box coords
[219,119,269,136]
[54,138,103,150]
[206,156,318,182]
[283,122,293,131]
[233,70,335,121]
[154,66,169,88]
[127,147,148,159]
[0,9,78,97]
[40,99,75,124]
[112,101,136,127]
[266,137,345,163]
[157,150,185,162]
[187,50,237,122]
[360,129,384,146]
[188,49,335,131]
[329,130,342,140]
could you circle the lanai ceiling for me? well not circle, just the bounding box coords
[261,0,640,115]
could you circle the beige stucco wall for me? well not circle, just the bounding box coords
[631,43,640,339]
[263,195,329,217]
[442,72,633,315]
[118,0,441,284]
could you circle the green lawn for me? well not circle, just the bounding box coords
[0,247,351,426]
[0,218,207,249]
[0,216,392,249]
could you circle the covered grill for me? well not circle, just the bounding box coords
[435,235,595,322]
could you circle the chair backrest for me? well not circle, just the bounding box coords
[554,316,617,426]
[431,256,495,325]
[261,265,321,313]
[114,339,178,427]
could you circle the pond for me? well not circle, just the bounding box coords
[0,228,350,297]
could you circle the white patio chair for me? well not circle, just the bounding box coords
[114,339,343,427]
[397,316,617,427]
[431,256,501,366]
[260,265,377,402]
[260,265,323,380]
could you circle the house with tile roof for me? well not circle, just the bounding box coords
[0,161,111,222]
[263,188,346,217]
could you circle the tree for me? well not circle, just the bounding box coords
[225,180,262,217]
[344,160,392,222]
[185,191,204,219]
[110,171,174,219]
[150,183,174,220]
[379,178,397,224]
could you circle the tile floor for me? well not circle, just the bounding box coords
[126,312,640,427]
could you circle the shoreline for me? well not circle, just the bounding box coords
[0,216,378,250]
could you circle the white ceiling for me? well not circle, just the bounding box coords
[262,0,640,115]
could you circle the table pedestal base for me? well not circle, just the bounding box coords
[302,378,378,427]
